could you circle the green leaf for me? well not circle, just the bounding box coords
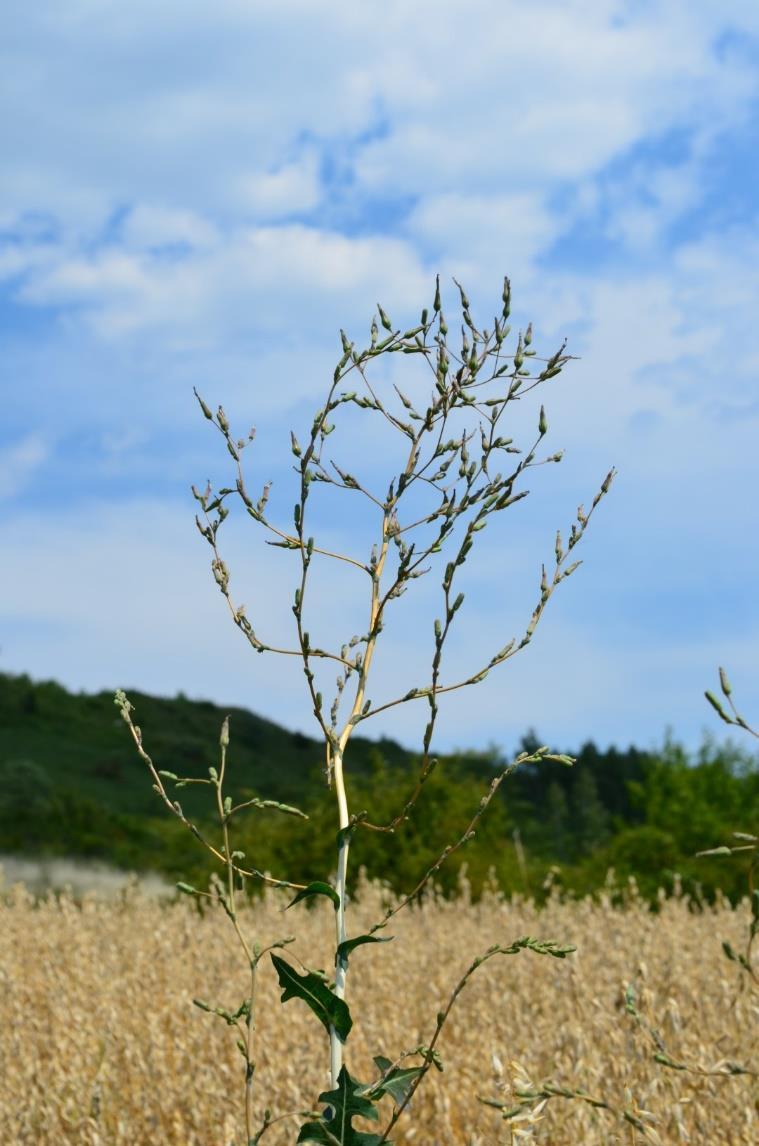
[367,1056,423,1105]
[287,881,340,911]
[271,955,352,1041]
[297,1068,383,1145]
[336,934,393,966]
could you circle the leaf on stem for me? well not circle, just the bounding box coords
[297,1067,382,1145]
[287,881,340,911]
[336,934,394,966]
[366,1056,423,1105]
[271,955,352,1040]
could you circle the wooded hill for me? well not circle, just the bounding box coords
[2,671,757,902]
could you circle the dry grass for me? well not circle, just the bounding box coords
[1,874,756,1145]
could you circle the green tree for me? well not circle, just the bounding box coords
[0,759,55,846]
[545,781,570,860]
[571,766,609,856]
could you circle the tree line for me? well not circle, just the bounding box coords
[1,671,756,902]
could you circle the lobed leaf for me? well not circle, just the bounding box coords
[298,1067,383,1145]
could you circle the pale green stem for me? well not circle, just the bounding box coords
[215,737,257,1142]
[330,746,350,1087]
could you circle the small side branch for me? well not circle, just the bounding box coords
[368,747,572,934]
[113,692,306,892]
[377,936,575,1144]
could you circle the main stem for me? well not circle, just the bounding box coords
[329,745,350,1087]
[327,432,418,1086]
[329,525,391,1087]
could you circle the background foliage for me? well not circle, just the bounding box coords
[2,670,757,903]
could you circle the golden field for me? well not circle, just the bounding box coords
[0,875,756,1145]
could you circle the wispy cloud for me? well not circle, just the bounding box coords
[0,435,48,501]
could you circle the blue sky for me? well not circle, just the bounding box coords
[2,1,758,757]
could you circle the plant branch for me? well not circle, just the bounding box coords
[377,936,576,1143]
[368,747,573,934]
[114,693,306,891]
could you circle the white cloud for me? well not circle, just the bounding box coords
[0,2,755,231]
[14,224,430,353]
[121,205,218,251]
[352,2,756,195]
[0,436,48,500]
[2,1,758,754]
[407,193,558,284]
[1,2,756,360]
[235,153,322,218]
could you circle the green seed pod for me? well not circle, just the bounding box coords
[377,303,392,331]
[513,333,524,372]
[195,391,213,420]
[502,276,511,319]
[705,690,730,723]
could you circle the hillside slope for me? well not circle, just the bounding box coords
[0,671,410,817]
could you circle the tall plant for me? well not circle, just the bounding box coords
[116,276,614,1144]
